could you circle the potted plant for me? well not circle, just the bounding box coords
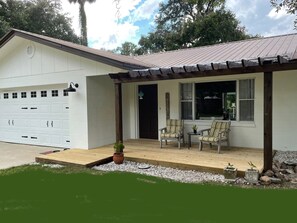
[192,125,198,134]
[223,163,237,182]
[245,161,259,184]
[113,141,125,164]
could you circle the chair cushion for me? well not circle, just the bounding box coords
[166,119,183,133]
[209,121,230,138]
[198,136,227,142]
[161,133,180,138]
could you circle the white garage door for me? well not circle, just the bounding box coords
[0,88,70,148]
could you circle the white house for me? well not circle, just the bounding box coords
[1,29,297,169]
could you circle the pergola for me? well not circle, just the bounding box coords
[109,55,297,171]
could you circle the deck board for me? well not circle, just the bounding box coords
[36,139,264,176]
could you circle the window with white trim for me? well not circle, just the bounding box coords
[180,79,255,121]
[239,79,255,121]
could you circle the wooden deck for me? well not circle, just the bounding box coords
[36,139,264,177]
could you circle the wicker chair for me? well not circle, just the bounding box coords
[160,119,184,149]
[198,120,231,153]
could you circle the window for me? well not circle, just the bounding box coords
[3,93,9,99]
[180,83,193,119]
[52,90,58,97]
[12,92,18,99]
[239,79,255,121]
[180,79,255,121]
[21,92,27,98]
[63,90,69,96]
[31,91,37,98]
[41,91,47,97]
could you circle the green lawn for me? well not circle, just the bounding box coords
[0,165,295,223]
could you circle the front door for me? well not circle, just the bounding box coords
[138,84,158,139]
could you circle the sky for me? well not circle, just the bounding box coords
[61,0,297,50]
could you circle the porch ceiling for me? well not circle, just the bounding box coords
[109,55,297,83]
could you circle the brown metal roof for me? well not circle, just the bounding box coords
[135,33,297,67]
[2,29,297,72]
[0,29,153,70]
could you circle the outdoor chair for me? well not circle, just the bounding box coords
[160,119,184,149]
[198,120,231,153]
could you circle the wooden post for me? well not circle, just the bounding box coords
[115,83,123,143]
[264,71,273,171]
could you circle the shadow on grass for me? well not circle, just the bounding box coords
[0,165,296,223]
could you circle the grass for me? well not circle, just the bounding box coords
[0,164,296,223]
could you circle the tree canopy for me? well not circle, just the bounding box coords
[0,0,79,43]
[117,0,254,55]
[271,0,297,28]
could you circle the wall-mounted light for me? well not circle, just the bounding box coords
[64,82,79,93]
[138,90,144,100]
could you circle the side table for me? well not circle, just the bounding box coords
[187,131,201,149]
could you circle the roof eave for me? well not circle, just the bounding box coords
[0,29,149,70]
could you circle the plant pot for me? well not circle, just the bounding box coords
[223,167,237,182]
[113,152,124,164]
[245,169,259,184]
[193,130,197,134]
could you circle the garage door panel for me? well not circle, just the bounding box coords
[0,88,69,148]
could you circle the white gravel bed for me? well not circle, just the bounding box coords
[273,150,297,163]
[92,161,224,184]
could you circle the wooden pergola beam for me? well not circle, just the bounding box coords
[264,71,273,171]
[110,61,297,84]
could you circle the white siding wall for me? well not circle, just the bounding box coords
[273,71,297,151]
[86,76,115,148]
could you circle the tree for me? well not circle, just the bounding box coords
[271,0,297,28]
[68,0,96,46]
[113,42,139,56]
[0,0,80,43]
[138,0,253,54]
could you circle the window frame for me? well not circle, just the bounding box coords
[180,78,255,122]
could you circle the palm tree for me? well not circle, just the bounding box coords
[69,0,96,46]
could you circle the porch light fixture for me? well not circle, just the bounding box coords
[138,90,144,100]
[64,82,79,93]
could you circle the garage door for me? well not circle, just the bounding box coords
[0,88,70,148]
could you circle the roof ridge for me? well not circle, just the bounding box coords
[135,32,297,58]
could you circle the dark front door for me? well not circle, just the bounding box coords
[139,84,158,139]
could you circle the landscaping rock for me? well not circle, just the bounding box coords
[264,170,275,177]
[260,176,271,185]
[285,169,295,174]
[284,160,297,166]
[270,177,282,184]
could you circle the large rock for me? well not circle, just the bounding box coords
[270,177,282,184]
[280,163,288,169]
[264,170,275,177]
[294,166,297,173]
[284,160,297,166]
[260,176,271,185]
[275,172,285,180]
[285,169,295,174]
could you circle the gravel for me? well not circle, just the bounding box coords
[93,161,224,184]
[92,150,297,186]
[273,150,297,164]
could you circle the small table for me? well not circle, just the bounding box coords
[187,131,201,149]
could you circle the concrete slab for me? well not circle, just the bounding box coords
[0,141,60,170]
